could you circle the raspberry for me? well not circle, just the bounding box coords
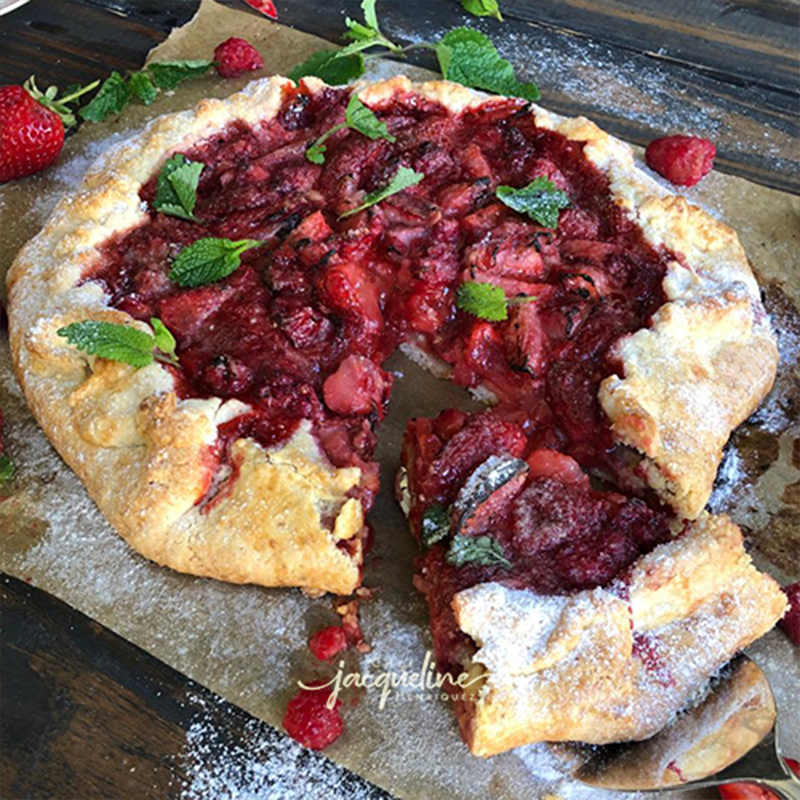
[213,37,265,78]
[645,135,716,187]
[778,582,800,645]
[308,626,348,661]
[283,682,343,750]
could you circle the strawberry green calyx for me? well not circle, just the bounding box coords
[22,76,100,130]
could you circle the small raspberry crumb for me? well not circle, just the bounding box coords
[778,582,800,645]
[213,37,265,78]
[308,625,348,661]
[283,682,343,750]
[645,134,716,187]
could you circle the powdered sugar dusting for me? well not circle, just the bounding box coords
[180,692,388,800]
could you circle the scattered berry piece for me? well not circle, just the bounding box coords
[0,77,96,182]
[242,0,278,19]
[283,682,343,750]
[778,581,800,645]
[213,37,265,78]
[308,626,348,661]
[645,134,716,187]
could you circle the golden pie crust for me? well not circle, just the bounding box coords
[7,73,785,739]
[452,514,786,756]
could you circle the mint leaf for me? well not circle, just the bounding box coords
[436,28,540,102]
[79,72,131,122]
[362,0,379,30]
[0,454,15,485]
[421,504,451,547]
[340,166,424,218]
[496,178,570,228]
[456,281,508,321]
[345,94,395,142]
[129,71,157,105]
[57,321,157,367]
[447,534,511,569]
[169,238,264,288]
[461,0,503,21]
[306,94,395,164]
[150,317,178,364]
[153,154,204,222]
[289,50,365,85]
[147,59,214,90]
[306,141,328,165]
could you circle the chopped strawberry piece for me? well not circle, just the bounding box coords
[645,134,716,187]
[283,682,343,750]
[323,355,393,417]
[213,37,265,78]
[322,261,383,331]
[308,626,348,661]
[525,450,586,485]
[778,582,800,644]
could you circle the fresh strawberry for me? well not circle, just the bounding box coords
[778,581,800,644]
[213,37,265,78]
[718,783,780,800]
[645,134,716,187]
[0,77,97,182]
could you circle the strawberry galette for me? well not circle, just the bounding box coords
[7,76,786,751]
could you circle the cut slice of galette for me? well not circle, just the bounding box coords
[8,75,785,750]
[401,413,786,755]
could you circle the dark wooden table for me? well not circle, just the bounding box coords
[1,2,798,798]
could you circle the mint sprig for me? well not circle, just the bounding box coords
[462,0,503,21]
[456,281,537,321]
[153,154,204,222]
[340,166,424,218]
[289,50,366,86]
[496,177,571,228]
[79,59,214,123]
[79,72,131,123]
[341,0,402,55]
[436,28,539,102]
[446,534,511,569]
[57,318,179,368]
[306,94,395,164]
[169,238,264,288]
[147,59,215,90]
[128,71,158,106]
[421,504,451,547]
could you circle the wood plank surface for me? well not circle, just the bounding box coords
[0,0,797,191]
[0,573,391,800]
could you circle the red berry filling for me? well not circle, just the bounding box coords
[645,134,716,187]
[404,410,674,676]
[81,84,675,574]
[282,682,343,750]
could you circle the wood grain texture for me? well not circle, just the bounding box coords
[0,0,797,191]
[0,573,391,800]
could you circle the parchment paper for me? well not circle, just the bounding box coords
[1,3,798,798]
